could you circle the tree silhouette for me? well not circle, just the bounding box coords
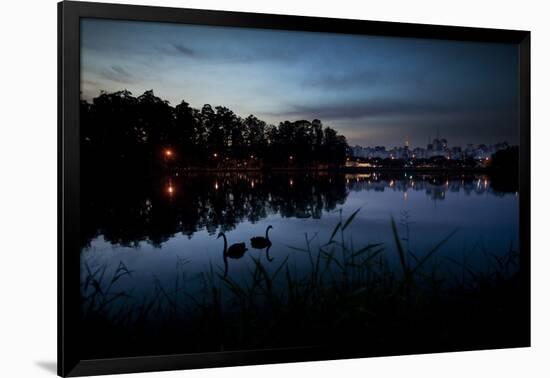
[81,89,350,172]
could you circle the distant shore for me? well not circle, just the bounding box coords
[168,166,509,174]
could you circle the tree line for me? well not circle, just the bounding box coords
[81,89,349,170]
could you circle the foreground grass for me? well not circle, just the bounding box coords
[80,209,526,359]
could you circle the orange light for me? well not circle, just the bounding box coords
[167,185,174,195]
[165,149,173,157]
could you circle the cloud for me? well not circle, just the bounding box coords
[100,65,135,84]
[81,79,101,87]
[171,43,195,56]
[302,70,382,89]
[156,41,297,64]
[267,86,519,125]
[270,99,462,122]
[153,43,196,60]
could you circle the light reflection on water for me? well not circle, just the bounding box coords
[81,173,519,299]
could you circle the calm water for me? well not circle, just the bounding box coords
[81,172,519,300]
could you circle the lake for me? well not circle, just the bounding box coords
[81,171,519,301]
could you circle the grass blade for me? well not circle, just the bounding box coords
[342,208,361,231]
[411,229,458,276]
[324,221,342,246]
[390,216,408,276]
[351,243,384,258]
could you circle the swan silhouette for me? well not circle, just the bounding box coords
[217,232,247,277]
[250,225,273,262]
[251,225,272,248]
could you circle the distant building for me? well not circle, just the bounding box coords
[349,137,512,163]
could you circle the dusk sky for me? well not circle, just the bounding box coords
[81,18,519,148]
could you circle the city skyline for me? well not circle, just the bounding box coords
[81,19,519,147]
[350,136,513,161]
[350,134,515,151]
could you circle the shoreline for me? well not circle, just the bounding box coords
[169,166,510,174]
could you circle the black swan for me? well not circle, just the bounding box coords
[250,225,273,249]
[250,225,274,262]
[217,232,247,276]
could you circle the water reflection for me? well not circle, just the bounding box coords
[345,172,515,197]
[81,171,517,249]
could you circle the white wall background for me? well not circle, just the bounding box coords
[0,0,548,376]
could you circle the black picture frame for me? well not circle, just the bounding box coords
[58,1,531,376]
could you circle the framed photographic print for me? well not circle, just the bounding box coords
[58,1,530,376]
